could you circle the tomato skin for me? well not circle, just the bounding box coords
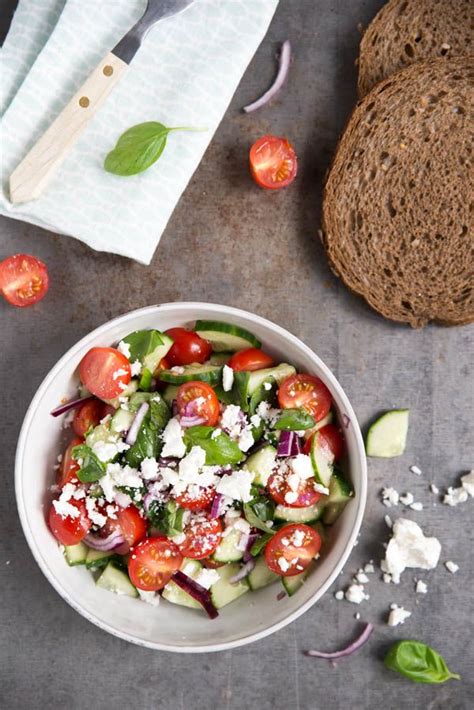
[104,505,147,555]
[165,328,212,366]
[267,470,322,508]
[79,347,131,400]
[228,348,274,372]
[57,437,83,487]
[278,374,332,422]
[128,537,183,591]
[48,499,91,546]
[304,424,344,461]
[264,523,321,576]
[176,381,220,426]
[249,135,297,190]
[175,487,215,511]
[73,399,104,438]
[178,516,223,560]
[0,254,49,307]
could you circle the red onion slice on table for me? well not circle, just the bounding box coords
[125,402,149,445]
[305,623,374,659]
[243,40,292,113]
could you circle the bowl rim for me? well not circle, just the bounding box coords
[15,302,367,653]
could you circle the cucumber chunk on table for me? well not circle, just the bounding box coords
[210,563,250,609]
[96,561,138,598]
[322,471,354,524]
[64,542,88,566]
[194,320,261,352]
[247,556,280,591]
[366,409,409,457]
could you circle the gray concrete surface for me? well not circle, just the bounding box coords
[1,1,473,708]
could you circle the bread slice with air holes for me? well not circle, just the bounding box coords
[358,0,472,97]
[322,56,473,328]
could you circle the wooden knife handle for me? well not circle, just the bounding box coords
[9,52,128,204]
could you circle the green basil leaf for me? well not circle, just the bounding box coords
[243,490,275,533]
[115,485,146,508]
[121,329,164,364]
[249,377,277,415]
[232,371,251,412]
[139,368,153,391]
[250,532,274,556]
[125,396,170,467]
[384,641,461,684]
[183,426,244,465]
[72,444,105,483]
[146,499,184,536]
[274,408,315,431]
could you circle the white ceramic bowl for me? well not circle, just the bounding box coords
[16,303,367,652]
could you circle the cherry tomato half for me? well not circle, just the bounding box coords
[228,348,274,372]
[165,328,212,366]
[48,499,91,546]
[178,515,223,560]
[128,537,183,591]
[278,374,332,422]
[304,424,344,461]
[111,506,148,555]
[0,254,49,307]
[267,469,322,508]
[264,523,321,577]
[177,381,220,426]
[175,487,216,511]
[249,135,297,190]
[73,399,104,438]
[57,437,83,488]
[79,347,131,400]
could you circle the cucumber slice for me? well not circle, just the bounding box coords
[159,363,222,385]
[322,471,354,525]
[162,560,203,610]
[85,548,115,569]
[310,431,334,487]
[128,391,156,412]
[366,409,410,457]
[64,542,88,566]
[209,352,233,365]
[139,368,153,391]
[282,562,315,596]
[248,556,280,591]
[194,320,261,352]
[96,561,138,598]
[244,445,277,486]
[110,408,134,434]
[162,384,179,406]
[212,528,244,563]
[85,423,117,448]
[274,501,325,523]
[309,410,334,433]
[247,364,296,395]
[210,563,250,609]
[104,379,138,408]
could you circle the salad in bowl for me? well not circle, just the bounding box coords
[48,319,354,619]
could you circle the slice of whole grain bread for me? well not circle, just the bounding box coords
[322,56,473,328]
[358,0,472,96]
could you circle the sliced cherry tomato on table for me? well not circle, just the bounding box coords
[175,487,216,511]
[128,537,183,591]
[304,423,344,461]
[57,437,83,487]
[0,254,49,307]
[105,505,147,555]
[73,398,104,438]
[165,328,212,366]
[249,135,297,190]
[264,523,321,576]
[176,381,220,426]
[48,499,91,546]
[278,374,332,422]
[267,469,322,508]
[79,347,131,400]
[228,348,274,372]
[178,515,223,560]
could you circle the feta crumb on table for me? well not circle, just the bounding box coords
[388,604,411,626]
[381,487,399,507]
[461,470,474,497]
[334,590,344,600]
[443,486,468,507]
[445,560,459,574]
[410,502,423,511]
[345,583,369,604]
[430,483,439,494]
[415,580,428,594]
[410,465,422,476]
[384,514,393,529]
[399,492,414,506]
[381,518,441,584]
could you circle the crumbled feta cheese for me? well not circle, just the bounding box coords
[388,604,411,627]
[52,496,80,519]
[140,457,159,481]
[430,483,439,495]
[222,365,234,392]
[255,401,280,426]
[263,382,272,391]
[91,438,129,463]
[118,381,128,391]
[195,568,220,589]
[383,573,392,584]
[445,560,459,574]
[62,410,75,429]
[443,486,468,507]
[138,589,161,606]
[115,491,132,508]
[106,504,117,520]
[461,470,474,497]
[381,518,441,584]
[345,584,369,604]
[354,612,361,620]
[416,580,428,594]
[399,492,414,506]
[85,496,107,527]
[354,570,369,584]
[364,562,375,574]
[334,590,344,600]
[290,454,315,481]
[250,414,261,428]
[171,532,186,545]
[384,514,393,529]
[109,462,142,488]
[410,465,422,476]
[220,405,243,437]
[216,469,254,503]
[130,360,142,377]
[382,487,399,507]
[117,340,131,359]
[291,528,306,547]
[238,427,254,452]
[278,557,290,573]
[161,418,186,458]
[170,366,185,374]
[112,368,128,380]
[410,502,423,511]
[284,491,298,505]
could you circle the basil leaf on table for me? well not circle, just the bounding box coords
[384,641,461,684]
[183,426,244,466]
[146,499,184,536]
[72,444,105,483]
[104,122,205,176]
[250,532,274,556]
[274,408,315,431]
[121,329,164,364]
[125,397,170,467]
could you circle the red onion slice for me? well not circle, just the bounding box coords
[125,402,149,445]
[84,531,125,551]
[229,559,256,584]
[51,395,94,417]
[210,493,224,519]
[243,40,291,113]
[342,413,351,429]
[171,571,218,619]
[179,414,207,428]
[305,623,374,659]
[277,590,286,601]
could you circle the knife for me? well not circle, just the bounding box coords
[9,0,197,204]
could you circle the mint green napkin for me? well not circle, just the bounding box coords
[0,0,278,264]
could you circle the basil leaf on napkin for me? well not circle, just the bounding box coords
[183,426,244,466]
[104,122,205,176]
[72,444,105,483]
[384,641,461,684]
[274,408,315,431]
